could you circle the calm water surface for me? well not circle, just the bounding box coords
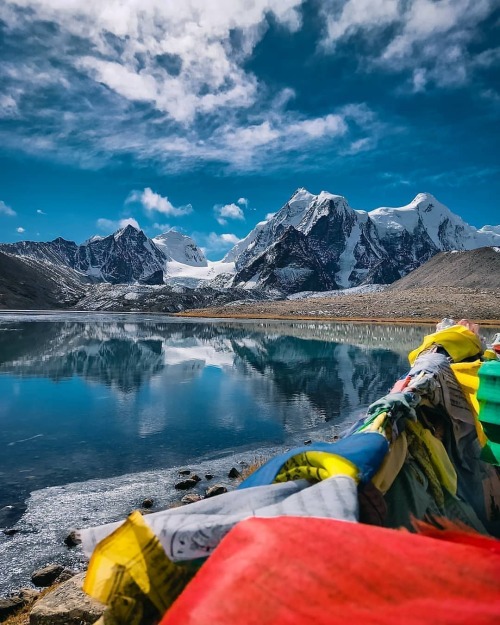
[0,314,433,513]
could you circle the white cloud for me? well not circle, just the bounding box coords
[214,202,245,225]
[36,209,46,215]
[320,0,401,48]
[4,0,303,124]
[128,188,193,217]
[153,222,171,232]
[0,200,16,216]
[0,93,19,119]
[204,232,241,252]
[16,226,25,233]
[319,0,497,89]
[96,217,140,232]
[237,197,249,207]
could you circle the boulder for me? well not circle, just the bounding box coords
[31,564,65,587]
[228,467,241,479]
[29,572,105,625]
[205,485,227,498]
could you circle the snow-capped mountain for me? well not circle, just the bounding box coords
[153,230,207,267]
[229,189,500,293]
[2,189,499,300]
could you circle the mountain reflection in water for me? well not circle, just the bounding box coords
[0,316,431,513]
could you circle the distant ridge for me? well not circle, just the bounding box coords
[0,250,86,309]
[388,247,500,290]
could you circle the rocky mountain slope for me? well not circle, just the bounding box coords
[0,251,87,309]
[228,190,500,294]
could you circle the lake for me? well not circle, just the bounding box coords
[0,314,498,592]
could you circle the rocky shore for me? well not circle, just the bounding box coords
[0,458,275,625]
[176,286,500,325]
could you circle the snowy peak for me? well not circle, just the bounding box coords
[225,189,500,295]
[153,230,207,267]
[297,192,352,235]
[369,193,475,250]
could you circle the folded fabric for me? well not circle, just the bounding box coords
[238,433,389,490]
[160,516,500,625]
[81,476,359,562]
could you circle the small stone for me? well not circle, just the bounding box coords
[181,494,203,504]
[142,498,154,509]
[29,572,105,625]
[190,474,201,483]
[2,528,18,536]
[228,467,241,479]
[204,473,214,480]
[174,478,198,490]
[205,485,227,498]
[304,439,312,445]
[64,530,80,548]
[31,564,65,587]
[178,468,191,476]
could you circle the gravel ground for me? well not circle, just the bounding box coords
[177,286,500,325]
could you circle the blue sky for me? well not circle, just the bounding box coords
[0,0,499,259]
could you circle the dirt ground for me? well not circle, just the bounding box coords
[176,286,500,326]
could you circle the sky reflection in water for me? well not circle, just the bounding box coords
[0,316,448,511]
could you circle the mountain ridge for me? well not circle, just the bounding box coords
[1,190,499,298]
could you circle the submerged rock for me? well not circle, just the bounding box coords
[174,478,198,490]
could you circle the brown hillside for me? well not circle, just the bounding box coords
[387,247,500,291]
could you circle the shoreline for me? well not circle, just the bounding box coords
[175,311,500,326]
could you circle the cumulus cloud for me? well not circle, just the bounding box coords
[16,226,25,233]
[0,1,386,173]
[36,209,46,215]
[214,202,245,225]
[0,200,16,216]
[203,232,241,253]
[127,188,193,217]
[96,217,141,232]
[1,0,302,124]
[1,0,494,173]
[237,197,249,207]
